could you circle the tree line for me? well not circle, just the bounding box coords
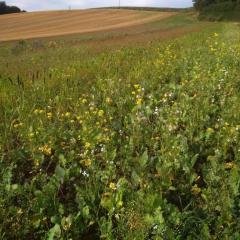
[193,0,240,9]
[0,1,24,15]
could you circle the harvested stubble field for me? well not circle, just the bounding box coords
[0,9,175,41]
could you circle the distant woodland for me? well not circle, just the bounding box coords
[0,1,24,15]
[193,0,240,9]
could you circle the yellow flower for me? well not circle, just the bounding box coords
[207,128,214,134]
[34,159,40,167]
[136,98,142,105]
[106,97,112,104]
[109,182,117,190]
[81,159,92,167]
[39,145,52,156]
[34,109,44,114]
[214,33,219,37]
[225,162,235,169]
[85,159,92,166]
[81,98,87,104]
[134,84,141,89]
[191,185,201,195]
[29,133,34,138]
[84,142,91,149]
[13,122,23,128]
[65,112,71,117]
[117,200,123,208]
[98,110,104,117]
[47,112,53,119]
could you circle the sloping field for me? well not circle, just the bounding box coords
[0,9,175,41]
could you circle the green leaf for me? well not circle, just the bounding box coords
[58,154,66,166]
[11,184,18,191]
[51,216,60,224]
[191,154,199,168]
[229,168,240,196]
[82,206,90,218]
[100,193,114,212]
[48,224,61,240]
[110,149,117,161]
[131,170,141,185]
[55,165,65,182]
[139,150,148,168]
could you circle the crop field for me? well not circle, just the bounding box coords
[0,9,176,42]
[0,9,240,239]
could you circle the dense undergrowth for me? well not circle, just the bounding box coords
[0,23,240,239]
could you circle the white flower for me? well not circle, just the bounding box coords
[153,224,158,230]
[82,171,89,177]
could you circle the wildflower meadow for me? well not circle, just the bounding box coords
[0,20,240,239]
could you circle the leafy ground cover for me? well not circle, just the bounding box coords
[0,17,240,239]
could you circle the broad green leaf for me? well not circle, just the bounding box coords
[48,224,61,240]
[55,165,65,182]
[82,206,90,218]
[139,150,148,168]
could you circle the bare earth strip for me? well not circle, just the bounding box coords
[0,9,176,42]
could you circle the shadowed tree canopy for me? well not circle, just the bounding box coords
[193,0,240,9]
[0,1,23,15]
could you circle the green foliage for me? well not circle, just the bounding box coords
[0,1,22,15]
[0,21,240,239]
[198,1,240,21]
[193,0,240,21]
[193,0,239,10]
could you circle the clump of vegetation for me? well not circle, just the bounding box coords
[0,1,24,15]
[0,15,240,239]
[193,0,240,21]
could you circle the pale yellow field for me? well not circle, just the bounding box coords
[0,9,176,41]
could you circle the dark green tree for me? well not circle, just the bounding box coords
[0,1,21,15]
[193,0,239,9]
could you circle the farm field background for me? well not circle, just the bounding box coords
[0,9,177,42]
[1,9,240,239]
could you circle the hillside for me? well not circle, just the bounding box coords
[0,9,175,41]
